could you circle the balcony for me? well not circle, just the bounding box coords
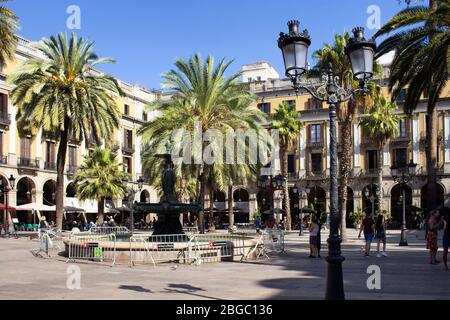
[44,162,57,171]
[122,143,135,154]
[0,156,7,165]
[305,170,327,181]
[360,168,379,178]
[107,143,120,153]
[0,113,11,126]
[18,158,39,169]
[66,165,78,174]
[68,136,82,146]
[391,134,411,146]
[288,172,299,180]
[306,141,324,149]
[88,139,101,149]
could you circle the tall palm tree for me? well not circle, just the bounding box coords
[9,33,123,232]
[139,54,268,233]
[73,148,128,224]
[0,0,19,66]
[272,102,304,231]
[374,0,448,211]
[360,95,400,215]
[313,33,381,241]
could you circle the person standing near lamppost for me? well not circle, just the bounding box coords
[391,160,417,246]
[278,21,376,299]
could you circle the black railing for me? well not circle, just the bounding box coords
[44,162,57,171]
[307,141,324,149]
[0,156,7,165]
[18,158,39,169]
[122,143,135,154]
[0,113,11,126]
[66,165,78,174]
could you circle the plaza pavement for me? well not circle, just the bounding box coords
[0,228,448,300]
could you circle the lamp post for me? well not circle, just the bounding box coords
[278,21,375,300]
[1,175,16,237]
[364,187,376,219]
[122,176,145,235]
[293,184,311,236]
[391,160,417,247]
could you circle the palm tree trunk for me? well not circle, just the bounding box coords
[228,184,234,230]
[209,186,215,231]
[97,196,105,225]
[55,125,69,232]
[281,146,291,231]
[378,144,384,215]
[427,108,438,211]
[198,172,206,234]
[339,120,352,242]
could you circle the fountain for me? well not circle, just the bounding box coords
[133,150,202,236]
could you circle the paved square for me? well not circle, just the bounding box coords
[0,229,448,300]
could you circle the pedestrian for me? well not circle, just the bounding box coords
[359,212,375,257]
[39,216,49,238]
[375,214,387,258]
[309,216,319,259]
[442,213,449,270]
[427,210,441,265]
[255,216,261,233]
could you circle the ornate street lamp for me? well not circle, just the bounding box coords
[364,186,376,219]
[391,160,417,246]
[2,175,16,237]
[278,20,375,300]
[293,184,310,236]
[122,177,145,235]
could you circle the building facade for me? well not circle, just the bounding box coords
[0,36,159,224]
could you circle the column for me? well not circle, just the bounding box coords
[299,127,306,177]
[353,190,363,212]
[135,135,142,180]
[353,124,361,169]
[8,102,17,166]
[117,128,123,163]
[36,129,44,169]
[413,114,421,167]
[248,194,257,222]
[444,113,450,173]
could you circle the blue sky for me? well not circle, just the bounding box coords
[8,0,407,90]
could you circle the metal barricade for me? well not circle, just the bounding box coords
[66,234,116,266]
[188,234,246,263]
[262,229,286,255]
[90,226,130,236]
[183,227,199,235]
[129,234,190,267]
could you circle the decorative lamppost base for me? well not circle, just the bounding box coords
[399,229,408,246]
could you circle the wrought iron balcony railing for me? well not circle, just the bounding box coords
[306,141,324,149]
[0,156,7,165]
[66,165,78,174]
[122,144,135,154]
[18,158,39,169]
[44,162,57,171]
[0,113,11,126]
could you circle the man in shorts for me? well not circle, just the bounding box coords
[359,212,375,257]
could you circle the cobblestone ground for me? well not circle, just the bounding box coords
[0,229,448,300]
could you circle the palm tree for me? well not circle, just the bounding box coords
[0,0,19,66]
[272,102,304,231]
[73,148,128,224]
[139,54,269,233]
[360,95,400,215]
[313,32,381,241]
[9,33,123,232]
[373,0,448,211]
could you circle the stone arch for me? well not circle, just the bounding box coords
[391,184,413,224]
[362,184,379,215]
[421,183,445,210]
[66,182,77,198]
[140,189,150,203]
[0,174,8,204]
[213,190,226,202]
[233,188,249,202]
[16,177,36,205]
[307,186,326,213]
[43,180,57,206]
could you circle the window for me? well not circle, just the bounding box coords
[143,112,148,122]
[69,146,77,167]
[398,118,409,138]
[124,129,133,149]
[257,103,271,114]
[394,148,408,168]
[366,150,378,170]
[256,76,262,82]
[45,141,55,164]
[123,157,132,174]
[306,98,322,110]
[310,124,322,144]
[247,77,253,82]
[0,93,8,115]
[0,131,3,157]
[396,89,407,103]
[311,153,322,174]
[288,154,296,174]
[283,100,296,108]
[124,104,130,116]
[20,137,31,159]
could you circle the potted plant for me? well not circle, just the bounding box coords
[349,208,364,230]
